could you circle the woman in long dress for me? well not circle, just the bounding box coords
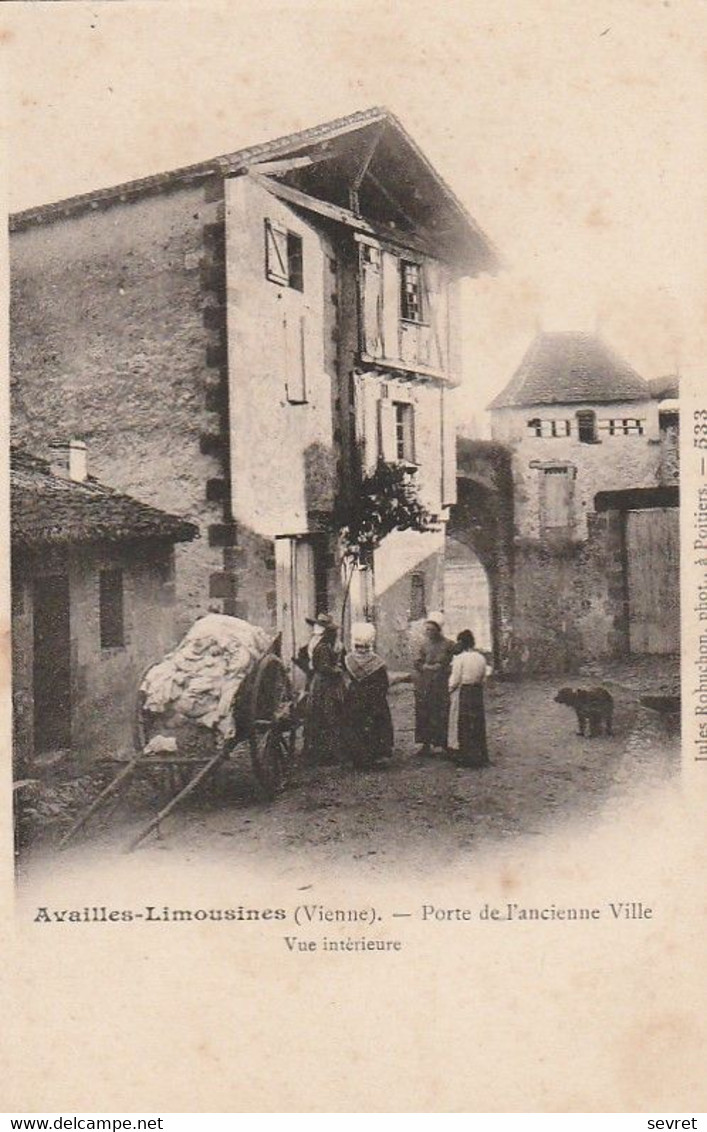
[344,622,394,768]
[296,614,345,764]
[447,630,490,767]
[413,612,456,757]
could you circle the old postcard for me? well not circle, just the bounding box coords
[1,0,706,1114]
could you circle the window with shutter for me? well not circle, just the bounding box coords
[265,220,289,285]
[357,237,449,377]
[265,220,304,290]
[393,402,415,463]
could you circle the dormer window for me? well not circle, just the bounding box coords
[576,410,598,444]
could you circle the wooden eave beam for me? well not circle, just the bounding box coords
[348,121,387,215]
[363,169,424,235]
[246,170,447,262]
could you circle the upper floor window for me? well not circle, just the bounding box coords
[576,410,598,444]
[394,401,416,463]
[265,219,304,291]
[358,237,450,375]
[400,260,424,323]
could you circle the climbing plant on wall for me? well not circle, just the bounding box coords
[333,459,436,631]
[335,459,436,563]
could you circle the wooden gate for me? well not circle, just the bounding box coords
[626,508,680,654]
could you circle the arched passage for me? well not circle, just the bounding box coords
[444,535,492,651]
[447,444,515,669]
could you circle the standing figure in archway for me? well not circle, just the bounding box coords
[447,630,490,767]
[413,612,456,757]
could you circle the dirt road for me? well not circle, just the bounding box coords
[17,658,680,882]
[21,657,675,875]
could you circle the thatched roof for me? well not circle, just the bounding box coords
[11,447,199,550]
[489,333,651,410]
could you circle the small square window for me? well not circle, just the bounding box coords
[99,568,124,649]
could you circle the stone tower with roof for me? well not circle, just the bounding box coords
[485,333,679,671]
[488,332,663,544]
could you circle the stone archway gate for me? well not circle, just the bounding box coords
[448,440,515,669]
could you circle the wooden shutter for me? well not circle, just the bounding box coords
[284,313,306,402]
[446,276,462,382]
[424,260,449,374]
[378,397,397,462]
[359,241,384,358]
[441,387,457,506]
[542,468,572,529]
[381,251,401,362]
[265,219,289,285]
[404,403,416,464]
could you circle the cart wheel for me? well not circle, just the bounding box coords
[249,654,293,800]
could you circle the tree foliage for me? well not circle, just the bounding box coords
[335,460,436,564]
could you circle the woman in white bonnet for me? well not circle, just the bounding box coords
[343,621,394,768]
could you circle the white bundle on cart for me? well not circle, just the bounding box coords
[140,614,272,741]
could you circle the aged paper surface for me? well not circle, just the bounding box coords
[1,0,706,1114]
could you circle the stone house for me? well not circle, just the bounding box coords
[10,107,499,669]
[486,332,679,671]
[11,443,197,766]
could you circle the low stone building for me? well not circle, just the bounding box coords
[484,333,679,672]
[11,443,198,767]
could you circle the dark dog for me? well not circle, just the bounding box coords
[554,687,614,738]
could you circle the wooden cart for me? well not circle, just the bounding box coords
[60,634,302,852]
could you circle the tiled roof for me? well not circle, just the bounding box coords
[9,106,495,275]
[11,447,199,550]
[9,106,499,274]
[10,108,389,229]
[488,333,651,410]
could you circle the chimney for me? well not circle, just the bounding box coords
[49,439,88,483]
